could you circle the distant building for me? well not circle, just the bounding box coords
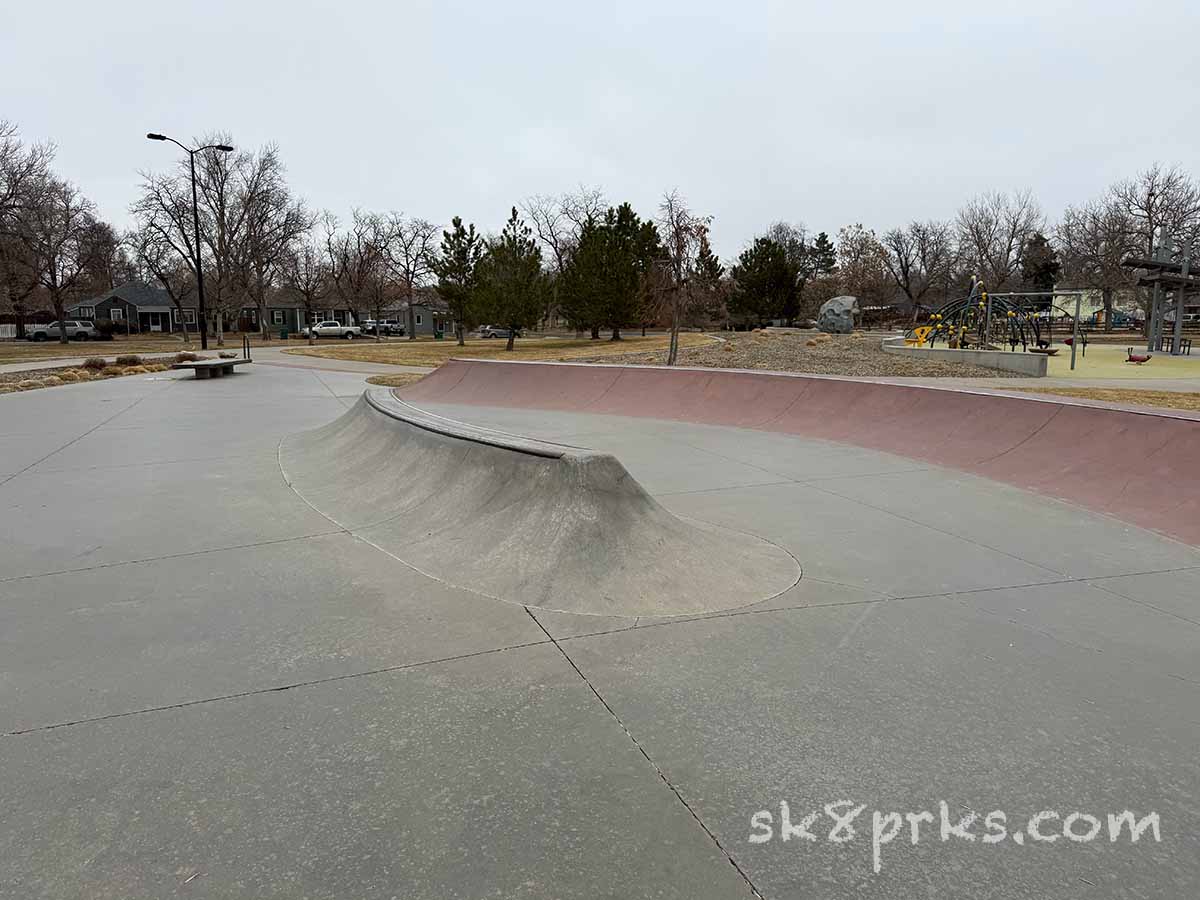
[68,282,197,333]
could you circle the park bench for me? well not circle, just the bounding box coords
[1156,335,1193,355]
[171,358,252,379]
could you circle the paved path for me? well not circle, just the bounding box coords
[0,364,1195,897]
[863,374,1200,392]
[0,344,433,377]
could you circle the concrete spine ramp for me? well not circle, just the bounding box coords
[279,391,801,617]
[402,359,1200,547]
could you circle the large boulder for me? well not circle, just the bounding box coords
[816,295,859,334]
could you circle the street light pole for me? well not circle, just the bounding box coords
[146,133,234,351]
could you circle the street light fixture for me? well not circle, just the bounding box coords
[145,132,234,349]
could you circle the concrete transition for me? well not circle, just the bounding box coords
[402,359,1200,547]
[280,391,800,616]
[816,294,859,333]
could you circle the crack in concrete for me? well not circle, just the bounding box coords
[2,638,552,738]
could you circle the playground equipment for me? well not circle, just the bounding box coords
[1122,230,1200,356]
[906,280,1088,369]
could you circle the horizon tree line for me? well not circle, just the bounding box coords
[5,120,1200,350]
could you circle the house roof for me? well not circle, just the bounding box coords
[71,281,193,311]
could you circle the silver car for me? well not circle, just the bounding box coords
[26,320,101,341]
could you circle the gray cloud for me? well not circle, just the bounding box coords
[4,0,1196,258]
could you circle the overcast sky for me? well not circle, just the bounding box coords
[4,0,1197,258]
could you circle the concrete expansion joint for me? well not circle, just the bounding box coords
[524,607,766,900]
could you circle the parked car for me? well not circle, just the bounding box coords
[1089,309,1140,328]
[479,325,522,339]
[26,320,101,341]
[362,319,405,336]
[307,320,362,339]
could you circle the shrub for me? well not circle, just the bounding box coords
[16,379,42,390]
[82,357,108,371]
[41,375,63,386]
[115,354,144,366]
[95,319,138,338]
[124,365,148,374]
[100,366,124,378]
[175,351,200,363]
[218,351,237,359]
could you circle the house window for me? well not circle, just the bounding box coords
[272,310,284,325]
[183,309,196,324]
[416,313,423,325]
[111,308,123,321]
[78,306,95,319]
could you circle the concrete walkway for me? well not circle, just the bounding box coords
[0,344,432,377]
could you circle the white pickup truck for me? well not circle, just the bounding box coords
[307,320,361,339]
[26,320,102,341]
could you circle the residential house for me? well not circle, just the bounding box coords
[69,282,198,333]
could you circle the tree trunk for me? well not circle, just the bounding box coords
[1102,287,1114,333]
[457,324,465,346]
[54,299,68,343]
[216,313,225,347]
[407,294,417,341]
[590,325,600,340]
[506,332,515,351]
[610,327,621,341]
[666,289,681,366]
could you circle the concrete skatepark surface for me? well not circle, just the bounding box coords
[280,391,799,616]
[404,358,1200,546]
[1,360,1198,898]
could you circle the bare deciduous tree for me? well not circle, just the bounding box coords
[231,145,312,339]
[881,220,956,317]
[281,239,330,344]
[18,177,97,342]
[1108,163,1200,257]
[1,122,54,337]
[522,187,605,328]
[954,190,1044,291]
[656,190,711,365]
[1056,200,1138,331]
[837,224,891,307]
[383,214,440,340]
[324,210,386,332]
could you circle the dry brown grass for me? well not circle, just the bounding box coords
[284,333,716,367]
[365,373,428,389]
[0,362,171,394]
[0,333,357,365]
[1009,387,1200,412]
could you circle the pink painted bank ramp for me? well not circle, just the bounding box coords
[402,359,1200,547]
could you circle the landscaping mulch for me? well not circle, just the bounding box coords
[574,331,1022,378]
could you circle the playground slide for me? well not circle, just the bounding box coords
[402,359,1200,547]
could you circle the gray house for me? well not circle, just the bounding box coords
[69,282,198,333]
